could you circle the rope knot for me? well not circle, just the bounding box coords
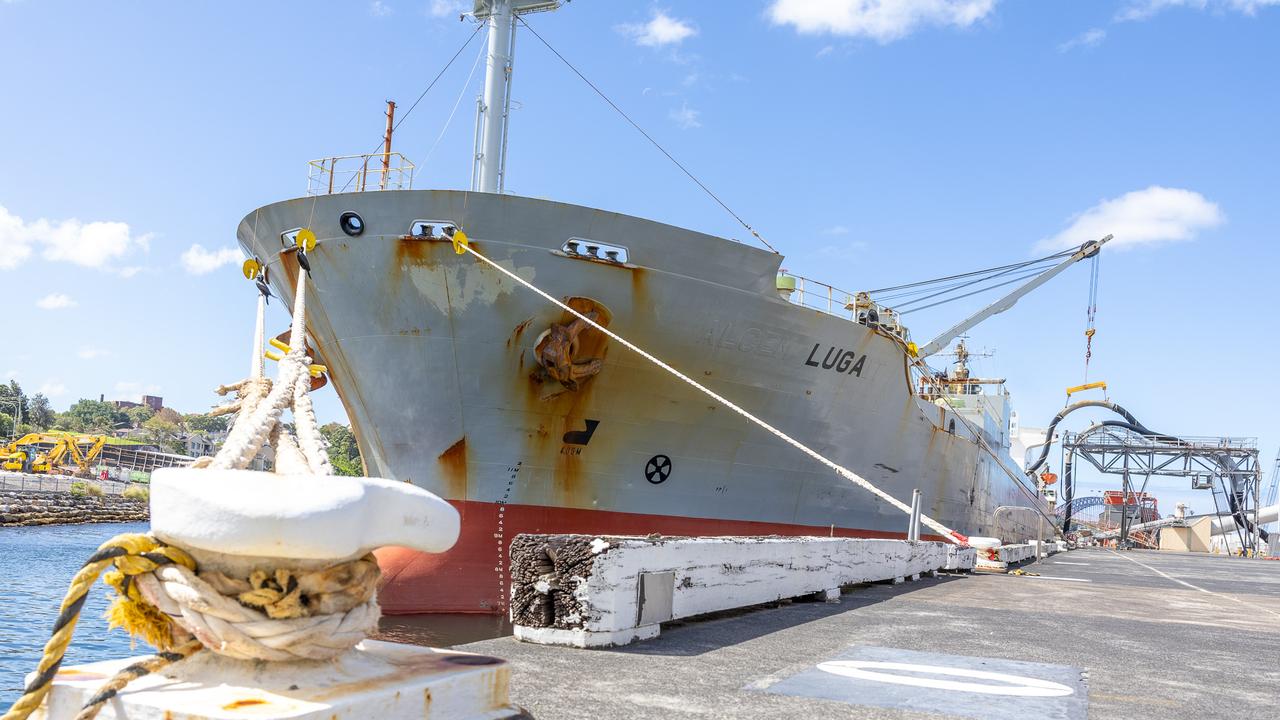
[238,569,305,619]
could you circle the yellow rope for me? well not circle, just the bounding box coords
[71,640,204,720]
[1,534,197,720]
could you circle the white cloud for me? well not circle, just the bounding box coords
[0,206,34,269]
[618,10,698,47]
[181,244,243,275]
[816,240,869,260]
[1058,28,1106,52]
[371,0,392,16]
[0,205,149,270]
[816,44,836,57]
[117,266,143,279]
[36,293,77,310]
[428,0,466,18]
[822,225,850,235]
[115,381,162,397]
[1118,0,1280,21]
[767,0,998,43]
[39,381,67,398]
[1036,186,1224,252]
[669,103,702,129]
[77,346,110,360]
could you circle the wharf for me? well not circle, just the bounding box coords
[461,549,1280,719]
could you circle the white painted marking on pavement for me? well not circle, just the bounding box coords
[1053,561,1090,566]
[816,660,1074,697]
[1016,575,1091,583]
[1107,550,1280,619]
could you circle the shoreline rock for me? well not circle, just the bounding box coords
[0,489,149,527]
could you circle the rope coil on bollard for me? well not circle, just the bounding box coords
[3,252,379,720]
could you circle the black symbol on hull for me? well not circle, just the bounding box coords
[645,455,673,484]
[562,419,600,446]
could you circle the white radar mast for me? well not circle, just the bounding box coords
[471,0,563,194]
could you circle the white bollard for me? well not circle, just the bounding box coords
[25,471,524,720]
[30,641,523,720]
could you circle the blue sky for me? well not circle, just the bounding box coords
[1,0,1276,517]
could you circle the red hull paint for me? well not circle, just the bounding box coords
[375,499,937,614]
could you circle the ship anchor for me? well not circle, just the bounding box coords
[534,312,604,391]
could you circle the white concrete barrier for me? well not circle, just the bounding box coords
[975,542,1037,571]
[509,535,972,648]
[946,544,978,570]
[1029,540,1061,557]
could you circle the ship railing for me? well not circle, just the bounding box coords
[1074,428,1258,452]
[778,272,859,319]
[307,153,416,195]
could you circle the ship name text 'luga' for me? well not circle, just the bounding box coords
[803,344,868,377]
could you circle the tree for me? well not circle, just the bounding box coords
[142,416,185,455]
[0,380,28,430]
[184,413,228,434]
[27,393,54,430]
[319,423,363,476]
[124,405,155,428]
[63,399,128,433]
[0,412,12,438]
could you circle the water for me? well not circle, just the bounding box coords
[0,523,508,712]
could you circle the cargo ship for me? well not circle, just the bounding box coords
[236,1,1094,613]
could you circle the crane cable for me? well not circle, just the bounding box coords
[1082,252,1101,382]
[516,16,780,255]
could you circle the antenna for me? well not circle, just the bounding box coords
[381,100,396,191]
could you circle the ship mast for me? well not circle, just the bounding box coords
[471,0,562,194]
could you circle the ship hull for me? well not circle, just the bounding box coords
[375,500,947,613]
[238,190,1042,614]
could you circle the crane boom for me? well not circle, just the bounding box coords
[917,235,1111,359]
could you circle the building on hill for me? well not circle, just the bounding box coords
[111,395,163,412]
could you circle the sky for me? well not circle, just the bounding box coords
[1,0,1277,518]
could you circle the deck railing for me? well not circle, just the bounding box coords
[307,153,416,195]
[779,272,860,320]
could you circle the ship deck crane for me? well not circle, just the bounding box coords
[916,235,1111,359]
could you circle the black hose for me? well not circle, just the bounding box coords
[1024,400,1143,478]
[1093,420,1180,444]
[1227,488,1269,543]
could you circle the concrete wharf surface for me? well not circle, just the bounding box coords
[460,549,1280,719]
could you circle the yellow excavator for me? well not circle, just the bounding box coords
[1,433,109,477]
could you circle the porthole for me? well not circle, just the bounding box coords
[339,211,365,237]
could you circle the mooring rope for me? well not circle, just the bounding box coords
[4,261,375,720]
[455,239,968,545]
[1,535,196,720]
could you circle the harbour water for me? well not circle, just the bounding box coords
[0,523,508,712]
